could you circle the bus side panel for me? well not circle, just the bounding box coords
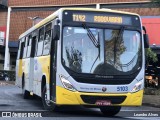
[29,58,34,92]
[26,58,34,92]
[33,55,50,97]
[22,58,30,91]
[33,57,42,96]
[16,59,23,87]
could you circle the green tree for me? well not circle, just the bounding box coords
[145,48,159,88]
[146,48,158,63]
[151,0,160,7]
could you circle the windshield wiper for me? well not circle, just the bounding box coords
[82,24,100,72]
[114,27,125,65]
[82,24,100,48]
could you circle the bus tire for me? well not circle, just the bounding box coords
[100,106,121,116]
[42,85,58,111]
[22,76,30,99]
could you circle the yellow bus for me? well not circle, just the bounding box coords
[16,8,149,116]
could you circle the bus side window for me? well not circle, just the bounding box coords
[20,40,25,59]
[31,35,38,57]
[17,40,21,60]
[23,37,27,58]
[37,27,44,56]
[43,23,52,55]
[34,36,38,57]
[26,35,32,58]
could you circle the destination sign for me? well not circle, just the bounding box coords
[63,10,140,26]
[73,14,123,24]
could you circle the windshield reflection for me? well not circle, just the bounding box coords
[62,26,141,75]
[63,27,104,73]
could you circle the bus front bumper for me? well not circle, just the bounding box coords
[56,86,143,106]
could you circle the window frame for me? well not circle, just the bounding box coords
[16,40,21,60]
[42,22,52,56]
[22,37,28,59]
[26,34,32,58]
[31,30,39,57]
[18,18,57,58]
[36,27,45,57]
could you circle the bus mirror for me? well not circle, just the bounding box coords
[52,25,60,40]
[144,34,149,48]
[143,26,149,48]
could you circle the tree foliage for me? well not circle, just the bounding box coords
[146,48,158,63]
[151,0,160,6]
[151,0,160,2]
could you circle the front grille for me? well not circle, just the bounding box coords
[74,77,133,84]
[71,74,137,85]
[81,95,126,104]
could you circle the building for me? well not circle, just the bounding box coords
[0,0,7,70]
[1,0,160,71]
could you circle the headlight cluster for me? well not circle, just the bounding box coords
[59,75,76,91]
[131,81,143,93]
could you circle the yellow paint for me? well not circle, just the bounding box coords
[35,15,56,29]
[61,8,139,16]
[18,59,23,78]
[56,86,143,106]
[36,55,50,84]
[22,59,29,79]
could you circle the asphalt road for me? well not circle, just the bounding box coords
[0,82,159,120]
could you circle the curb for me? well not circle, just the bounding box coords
[0,81,15,86]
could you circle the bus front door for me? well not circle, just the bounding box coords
[50,40,57,102]
[29,36,37,94]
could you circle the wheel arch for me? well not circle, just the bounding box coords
[22,72,25,88]
[41,75,46,93]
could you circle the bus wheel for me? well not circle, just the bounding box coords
[42,85,57,111]
[22,89,30,99]
[100,106,121,116]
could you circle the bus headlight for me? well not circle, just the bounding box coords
[59,75,76,92]
[131,81,142,93]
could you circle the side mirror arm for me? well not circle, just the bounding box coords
[143,26,149,48]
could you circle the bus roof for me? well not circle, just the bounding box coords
[19,8,139,40]
[61,7,139,16]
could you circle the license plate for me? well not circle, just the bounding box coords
[95,100,111,106]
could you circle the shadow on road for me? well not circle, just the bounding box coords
[0,85,154,119]
[14,94,139,119]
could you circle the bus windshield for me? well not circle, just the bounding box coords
[62,26,142,76]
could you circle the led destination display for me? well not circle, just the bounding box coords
[63,10,140,26]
